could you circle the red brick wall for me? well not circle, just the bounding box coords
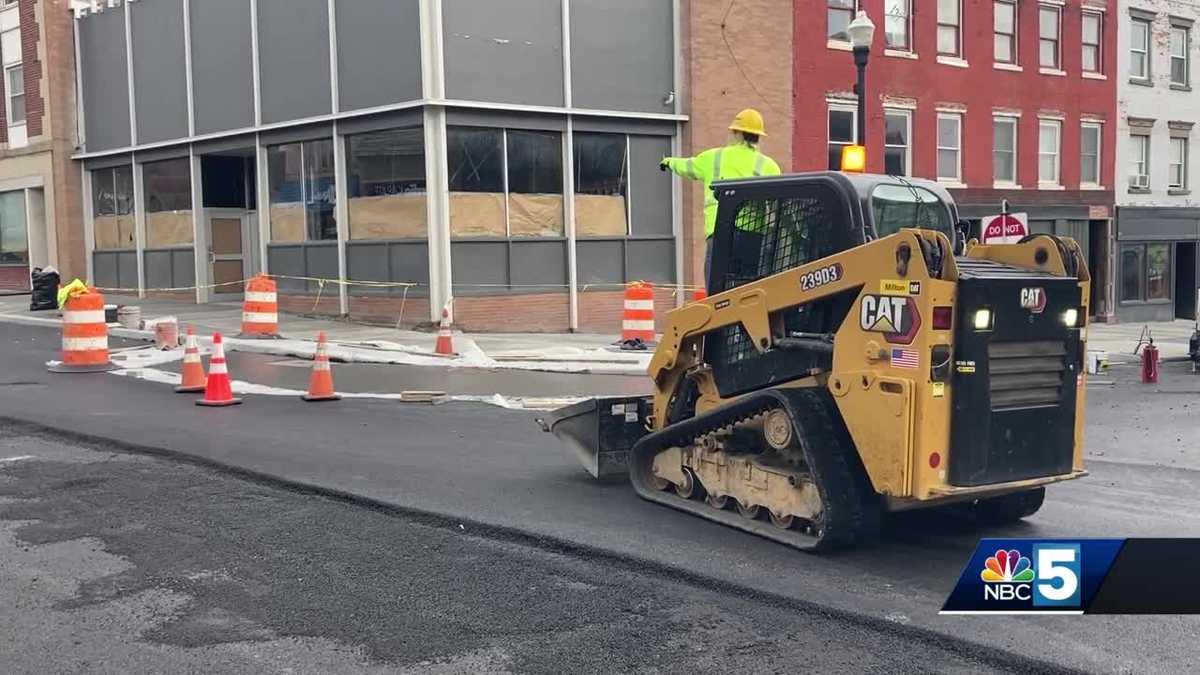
[347,293,432,330]
[0,264,28,290]
[793,1,1117,198]
[18,0,42,138]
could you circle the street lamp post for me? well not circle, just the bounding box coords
[847,12,877,149]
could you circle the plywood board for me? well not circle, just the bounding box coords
[93,215,137,250]
[449,192,506,237]
[146,211,194,247]
[509,193,564,237]
[213,259,242,291]
[211,217,243,255]
[575,194,627,237]
[270,203,306,243]
[349,194,428,240]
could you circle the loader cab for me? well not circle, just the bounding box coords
[704,172,961,398]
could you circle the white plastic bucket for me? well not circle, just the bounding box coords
[116,305,141,330]
[1086,349,1108,375]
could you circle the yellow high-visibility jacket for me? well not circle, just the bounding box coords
[663,142,781,238]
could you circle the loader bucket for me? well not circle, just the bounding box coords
[536,396,652,479]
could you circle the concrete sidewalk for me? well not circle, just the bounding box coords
[1088,319,1195,364]
[0,293,654,375]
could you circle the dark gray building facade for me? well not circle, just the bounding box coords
[75,0,683,330]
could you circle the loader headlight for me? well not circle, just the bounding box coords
[1062,308,1079,328]
[972,308,993,331]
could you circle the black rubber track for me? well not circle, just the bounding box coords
[628,387,881,551]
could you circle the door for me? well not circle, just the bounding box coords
[1175,242,1196,320]
[209,214,245,295]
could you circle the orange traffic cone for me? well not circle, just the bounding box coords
[196,332,242,407]
[434,305,456,356]
[302,331,340,402]
[175,326,206,393]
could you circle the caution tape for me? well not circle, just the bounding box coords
[93,274,706,296]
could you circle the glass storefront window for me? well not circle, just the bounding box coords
[507,130,563,237]
[143,157,193,247]
[0,190,26,264]
[1121,243,1172,303]
[92,165,135,250]
[347,127,426,240]
[447,127,505,237]
[268,139,336,242]
[573,132,628,237]
[447,126,564,238]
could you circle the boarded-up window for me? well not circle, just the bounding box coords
[447,126,564,238]
[448,127,505,237]
[507,130,563,237]
[143,157,194,247]
[268,139,337,242]
[92,165,136,250]
[573,132,628,237]
[347,127,427,240]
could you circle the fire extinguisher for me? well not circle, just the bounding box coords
[1142,340,1159,384]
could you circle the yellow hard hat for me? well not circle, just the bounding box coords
[729,108,767,137]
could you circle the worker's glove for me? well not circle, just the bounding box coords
[659,159,669,172]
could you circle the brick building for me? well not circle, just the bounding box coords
[794,0,1117,319]
[0,0,84,291]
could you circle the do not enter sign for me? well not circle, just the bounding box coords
[982,212,1028,244]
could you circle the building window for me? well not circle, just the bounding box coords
[1038,120,1061,185]
[5,65,22,125]
[994,1,1017,64]
[91,166,135,251]
[346,127,427,240]
[1038,6,1061,69]
[827,105,857,170]
[1080,123,1102,187]
[0,190,26,264]
[883,110,911,176]
[1131,18,1151,80]
[1130,134,1151,190]
[142,157,193,248]
[1170,137,1189,190]
[993,117,1018,184]
[938,0,961,57]
[827,0,856,42]
[1172,26,1191,87]
[1121,243,1171,302]
[885,0,911,51]
[573,132,629,237]
[447,126,563,238]
[267,138,337,242]
[937,113,962,182]
[1082,11,1103,73]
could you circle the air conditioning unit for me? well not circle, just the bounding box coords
[1129,173,1150,189]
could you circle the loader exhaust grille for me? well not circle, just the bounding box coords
[987,340,1068,410]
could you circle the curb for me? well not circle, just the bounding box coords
[0,414,1085,675]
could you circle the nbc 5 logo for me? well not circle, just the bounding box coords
[980,544,1081,607]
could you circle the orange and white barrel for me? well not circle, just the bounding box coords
[239,275,280,338]
[48,289,113,373]
[621,282,656,343]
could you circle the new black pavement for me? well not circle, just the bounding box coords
[1,323,1196,672]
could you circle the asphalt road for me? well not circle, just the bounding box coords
[0,429,1046,674]
[2,322,1198,673]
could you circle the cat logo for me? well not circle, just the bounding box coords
[1020,287,1047,314]
[860,295,921,345]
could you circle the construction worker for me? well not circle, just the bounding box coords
[660,108,781,290]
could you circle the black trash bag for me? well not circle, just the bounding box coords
[29,266,59,311]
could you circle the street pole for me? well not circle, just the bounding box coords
[854,46,868,147]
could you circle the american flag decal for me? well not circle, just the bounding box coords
[891,348,919,369]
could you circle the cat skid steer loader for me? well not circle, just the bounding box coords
[539,172,1089,550]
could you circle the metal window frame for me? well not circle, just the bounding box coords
[1081,10,1103,74]
[936,0,962,57]
[1170,25,1190,87]
[1130,17,1151,80]
[993,0,1018,64]
[3,63,23,127]
[992,115,1019,185]
[1080,121,1102,187]
[1037,4,1061,70]
[882,107,912,176]
[936,112,962,182]
[883,0,912,51]
[827,103,858,169]
[1037,118,1062,186]
[1169,137,1188,189]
